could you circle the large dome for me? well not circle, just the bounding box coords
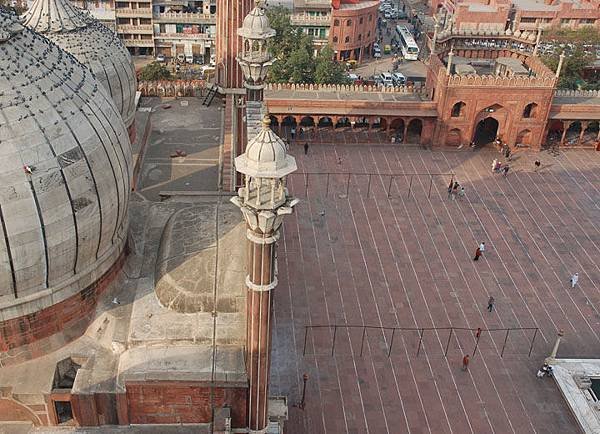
[21,0,137,128]
[0,10,131,319]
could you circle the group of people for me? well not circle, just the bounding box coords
[447,180,465,200]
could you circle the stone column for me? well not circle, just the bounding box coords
[560,125,568,145]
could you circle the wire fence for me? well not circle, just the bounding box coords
[302,324,539,359]
[288,172,455,200]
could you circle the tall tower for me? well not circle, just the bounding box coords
[216,0,254,90]
[237,2,275,102]
[231,118,298,432]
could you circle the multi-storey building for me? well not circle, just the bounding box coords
[72,0,217,60]
[431,0,600,33]
[291,0,379,62]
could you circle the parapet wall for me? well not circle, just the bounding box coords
[265,82,424,94]
[137,80,207,97]
[555,89,600,98]
[447,74,556,88]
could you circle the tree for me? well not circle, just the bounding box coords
[0,0,27,14]
[139,62,172,81]
[540,26,600,90]
[266,7,349,84]
[314,45,351,85]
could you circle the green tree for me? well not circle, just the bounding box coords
[540,26,600,89]
[139,62,172,81]
[314,45,350,85]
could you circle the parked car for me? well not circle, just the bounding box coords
[155,54,166,63]
[373,49,382,58]
[380,72,394,87]
[392,72,406,85]
[185,54,194,64]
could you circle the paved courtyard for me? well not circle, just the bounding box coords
[271,145,600,434]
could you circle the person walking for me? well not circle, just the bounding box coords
[534,160,541,172]
[462,354,470,371]
[503,165,509,177]
[458,186,465,198]
[291,126,296,141]
[492,159,498,173]
[451,181,459,200]
[304,142,309,155]
[473,247,482,261]
[447,179,453,200]
[475,327,482,339]
[570,273,579,288]
[487,296,495,312]
[479,242,485,253]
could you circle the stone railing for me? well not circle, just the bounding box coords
[447,74,555,87]
[265,83,421,94]
[436,27,538,44]
[154,32,211,40]
[137,80,207,97]
[555,89,600,98]
[290,13,331,26]
[153,12,216,24]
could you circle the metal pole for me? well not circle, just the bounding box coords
[346,173,351,196]
[472,327,482,357]
[360,326,367,356]
[388,328,396,358]
[331,325,338,356]
[367,174,372,198]
[528,328,538,357]
[298,373,309,410]
[387,175,394,198]
[326,173,330,197]
[501,329,510,357]
[416,328,424,357]
[303,326,309,356]
[444,328,453,357]
[407,175,413,199]
[305,173,309,197]
[428,175,433,198]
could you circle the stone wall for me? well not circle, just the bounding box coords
[137,80,207,97]
[0,247,127,366]
[125,383,247,427]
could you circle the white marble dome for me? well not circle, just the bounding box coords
[235,117,296,178]
[22,0,137,128]
[0,10,132,318]
[238,0,276,40]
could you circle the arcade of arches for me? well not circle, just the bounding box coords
[269,115,434,145]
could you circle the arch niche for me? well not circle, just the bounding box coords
[516,129,532,146]
[318,116,333,128]
[299,116,315,127]
[473,117,499,146]
[446,128,462,146]
[390,118,405,140]
[406,119,423,143]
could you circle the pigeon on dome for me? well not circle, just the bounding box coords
[21,0,137,128]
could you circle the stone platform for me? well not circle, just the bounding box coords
[271,145,600,434]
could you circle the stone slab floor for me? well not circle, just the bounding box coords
[270,145,600,434]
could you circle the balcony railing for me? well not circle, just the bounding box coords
[153,12,216,24]
[117,24,154,33]
[115,8,152,16]
[290,14,331,26]
[154,32,213,40]
[122,39,155,47]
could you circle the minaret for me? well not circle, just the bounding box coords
[216,0,254,90]
[237,1,276,102]
[231,117,298,432]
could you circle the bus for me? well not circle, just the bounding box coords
[396,25,419,60]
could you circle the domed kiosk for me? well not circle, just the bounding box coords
[21,0,137,133]
[0,10,132,363]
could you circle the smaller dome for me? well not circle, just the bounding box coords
[235,117,296,178]
[238,0,276,40]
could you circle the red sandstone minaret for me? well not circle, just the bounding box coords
[231,116,298,432]
[216,0,253,89]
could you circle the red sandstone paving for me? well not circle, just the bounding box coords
[271,146,600,434]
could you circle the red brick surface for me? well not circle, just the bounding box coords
[126,383,247,427]
[272,145,600,434]
[0,248,127,362]
[0,398,42,425]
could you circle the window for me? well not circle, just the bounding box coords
[520,17,536,24]
[451,101,466,118]
[334,19,339,26]
[360,17,363,24]
[580,19,595,25]
[367,31,370,37]
[523,102,538,118]
[358,34,362,41]
[347,19,352,26]
[333,36,338,42]
[369,14,372,22]
[561,18,572,26]
[345,36,350,43]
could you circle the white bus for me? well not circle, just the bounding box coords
[396,25,419,60]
